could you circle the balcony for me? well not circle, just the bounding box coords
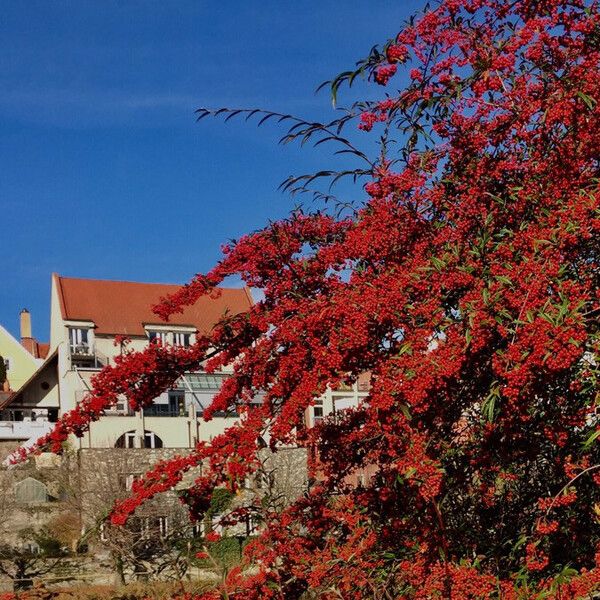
[143,392,187,417]
[0,418,54,442]
[69,344,108,369]
[143,404,187,418]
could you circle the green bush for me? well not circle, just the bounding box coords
[34,529,65,557]
[0,355,6,386]
[208,537,241,568]
[193,536,243,570]
[208,488,234,516]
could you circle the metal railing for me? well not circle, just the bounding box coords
[70,347,109,370]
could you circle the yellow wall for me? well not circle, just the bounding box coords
[0,325,39,391]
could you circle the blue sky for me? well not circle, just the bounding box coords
[0,1,422,340]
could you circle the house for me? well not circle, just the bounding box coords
[0,310,46,393]
[1,273,254,452]
[0,311,55,448]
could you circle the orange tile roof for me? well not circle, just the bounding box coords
[21,338,50,359]
[54,274,254,336]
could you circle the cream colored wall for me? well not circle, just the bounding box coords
[16,359,60,408]
[76,413,239,449]
[49,276,66,351]
[95,335,147,362]
[78,416,139,449]
[0,325,39,391]
[142,416,192,448]
[197,416,239,441]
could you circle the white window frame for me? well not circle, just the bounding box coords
[124,431,136,448]
[173,331,192,347]
[312,399,324,425]
[68,326,93,354]
[144,430,161,448]
[148,330,169,345]
[158,516,169,537]
[121,473,142,491]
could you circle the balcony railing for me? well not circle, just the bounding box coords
[69,345,108,369]
[0,419,54,441]
[143,405,187,418]
[70,342,93,357]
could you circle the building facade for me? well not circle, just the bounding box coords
[2,274,255,452]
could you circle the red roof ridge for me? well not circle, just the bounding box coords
[53,273,68,322]
[55,273,243,290]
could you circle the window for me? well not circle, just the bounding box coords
[23,542,41,555]
[148,331,168,345]
[144,430,163,448]
[69,327,91,355]
[173,332,191,347]
[115,431,137,448]
[104,395,130,416]
[147,330,193,347]
[157,516,169,537]
[312,399,324,424]
[143,391,184,417]
[3,358,10,371]
[139,516,169,538]
[179,373,227,390]
[115,430,163,449]
[99,523,108,542]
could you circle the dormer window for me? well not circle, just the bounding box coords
[69,327,92,356]
[146,327,195,347]
[148,331,168,345]
[66,322,102,369]
[173,332,191,347]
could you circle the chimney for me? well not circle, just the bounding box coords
[20,309,32,340]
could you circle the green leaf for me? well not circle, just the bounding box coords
[430,256,446,271]
[465,328,472,347]
[396,342,413,357]
[494,275,513,286]
[404,467,417,480]
[582,429,600,450]
[482,385,500,422]
[577,91,596,109]
[399,404,412,420]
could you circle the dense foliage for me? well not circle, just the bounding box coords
[0,356,7,387]
[17,0,600,597]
